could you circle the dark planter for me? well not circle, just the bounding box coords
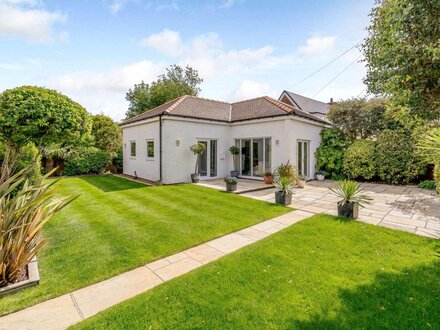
[275,191,292,205]
[226,182,237,192]
[337,202,359,219]
[191,173,200,183]
[230,170,239,177]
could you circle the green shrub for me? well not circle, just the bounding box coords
[0,142,41,184]
[315,128,351,179]
[113,148,123,172]
[417,180,436,190]
[64,147,111,176]
[343,140,376,180]
[375,129,425,184]
[434,163,440,195]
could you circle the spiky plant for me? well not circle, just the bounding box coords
[0,168,76,286]
[274,161,300,183]
[274,176,294,195]
[329,180,373,207]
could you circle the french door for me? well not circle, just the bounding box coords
[235,138,271,178]
[297,140,310,178]
[198,140,217,178]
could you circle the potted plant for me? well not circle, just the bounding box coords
[224,176,238,192]
[273,161,299,183]
[316,170,328,181]
[229,145,240,177]
[329,180,373,219]
[189,142,206,183]
[297,174,307,188]
[274,176,294,205]
[263,171,273,184]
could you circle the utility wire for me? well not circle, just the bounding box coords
[291,40,362,88]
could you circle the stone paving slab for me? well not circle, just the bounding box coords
[0,210,311,330]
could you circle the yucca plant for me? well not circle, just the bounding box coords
[274,161,300,183]
[329,180,373,207]
[274,176,294,195]
[0,168,76,287]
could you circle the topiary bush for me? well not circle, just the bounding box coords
[315,128,351,180]
[64,147,111,176]
[343,140,376,180]
[375,129,425,184]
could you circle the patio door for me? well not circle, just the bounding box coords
[198,140,217,178]
[297,140,310,178]
[236,138,271,178]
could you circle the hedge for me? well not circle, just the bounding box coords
[64,148,111,176]
[343,140,376,180]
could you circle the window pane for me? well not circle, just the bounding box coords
[130,141,136,157]
[147,141,154,158]
[304,142,308,176]
[297,141,302,175]
[252,139,264,177]
[210,140,217,177]
[264,138,271,173]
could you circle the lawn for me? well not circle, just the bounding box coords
[0,175,288,316]
[73,215,440,329]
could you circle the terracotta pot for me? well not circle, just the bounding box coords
[297,180,306,188]
[263,175,273,184]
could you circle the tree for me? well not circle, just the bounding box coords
[91,114,122,155]
[0,86,91,182]
[327,98,387,140]
[125,65,203,118]
[362,0,440,120]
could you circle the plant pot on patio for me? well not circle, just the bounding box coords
[337,202,359,219]
[224,177,238,192]
[315,170,327,181]
[275,191,292,205]
[191,173,200,183]
[263,172,273,184]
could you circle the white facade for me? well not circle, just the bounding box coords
[122,115,325,184]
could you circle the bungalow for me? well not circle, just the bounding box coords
[120,92,330,184]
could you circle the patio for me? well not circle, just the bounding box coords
[204,179,440,239]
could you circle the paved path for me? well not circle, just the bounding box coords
[0,210,314,330]
[241,180,440,239]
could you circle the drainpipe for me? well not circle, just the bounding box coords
[159,114,163,182]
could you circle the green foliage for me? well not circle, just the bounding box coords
[0,168,74,286]
[315,128,351,179]
[417,180,436,190]
[375,129,425,184]
[329,180,373,207]
[64,148,111,176]
[362,0,440,120]
[125,65,203,118]
[0,86,91,149]
[0,142,41,184]
[418,127,440,163]
[434,163,440,195]
[274,161,299,182]
[343,140,376,180]
[113,148,123,172]
[91,115,122,155]
[190,143,206,155]
[229,145,240,155]
[274,176,294,195]
[224,176,238,184]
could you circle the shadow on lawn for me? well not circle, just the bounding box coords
[292,253,440,329]
[81,176,149,192]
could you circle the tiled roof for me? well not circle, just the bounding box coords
[283,91,330,115]
[121,95,329,126]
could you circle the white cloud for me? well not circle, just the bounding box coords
[298,36,336,57]
[229,80,276,101]
[139,29,183,56]
[0,58,41,70]
[0,1,66,42]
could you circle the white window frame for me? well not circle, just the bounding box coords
[130,140,136,159]
[234,137,272,178]
[297,139,310,178]
[146,139,155,160]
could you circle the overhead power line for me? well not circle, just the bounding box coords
[291,40,362,88]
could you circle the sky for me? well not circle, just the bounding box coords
[0,0,374,121]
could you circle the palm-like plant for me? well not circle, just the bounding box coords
[274,176,294,195]
[329,180,372,208]
[418,128,440,161]
[274,161,300,183]
[0,168,76,286]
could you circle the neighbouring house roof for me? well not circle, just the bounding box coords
[279,91,331,118]
[121,95,330,126]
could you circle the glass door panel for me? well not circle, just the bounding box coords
[210,140,217,177]
[241,139,251,176]
[297,141,309,178]
[264,138,271,173]
[198,141,208,176]
[252,138,264,177]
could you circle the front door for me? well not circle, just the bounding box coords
[297,140,310,178]
[198,140,217,178]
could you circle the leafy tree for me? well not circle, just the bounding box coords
[343,140,376,180]
[315,128,351,179]
[0,86,91,182]
[362,0,440,120]
[91,114,122,155]
[125,65,203,118]
[327,98,387,140]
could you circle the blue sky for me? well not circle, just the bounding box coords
[0,0,374,120]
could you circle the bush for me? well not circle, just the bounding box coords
[0,143,41,184]
[435,163,440,195]
[64,148,111,176]
[113,148,123,172]
[417,180,436,190]
[343,140,376,180]
[375,129,425,184]
[315,128,351,180]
